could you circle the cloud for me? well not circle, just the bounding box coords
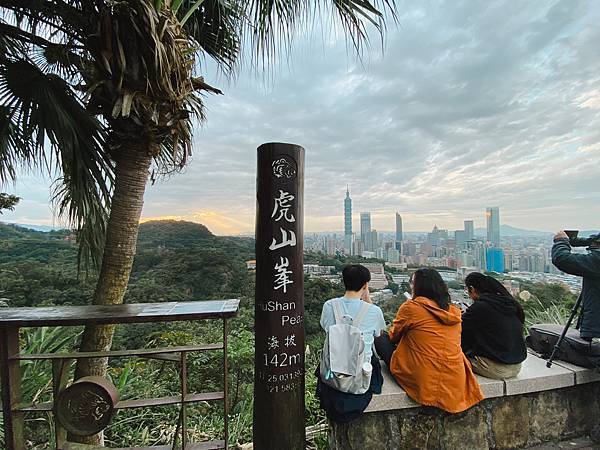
[2,0,599,234]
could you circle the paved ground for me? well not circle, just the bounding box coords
[525,437,600,449]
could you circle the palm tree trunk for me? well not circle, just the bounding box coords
[70,141,153,444]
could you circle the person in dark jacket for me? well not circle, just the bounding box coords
[552,231,600,340]
[461,272,527,379]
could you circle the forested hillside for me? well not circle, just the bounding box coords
[0,220,255,306]
[0,220,331,448]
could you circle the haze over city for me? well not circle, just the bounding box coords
[2,0,600,235]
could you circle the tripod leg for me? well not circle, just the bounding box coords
[546,293,583,368]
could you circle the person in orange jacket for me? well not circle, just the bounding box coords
[375,268,483,413]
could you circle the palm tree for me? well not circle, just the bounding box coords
[1,0,396,442]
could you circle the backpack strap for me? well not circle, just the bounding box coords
[331,299,344,324]
[353,301,371,328]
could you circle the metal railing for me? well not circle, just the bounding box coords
[0,300,239,450]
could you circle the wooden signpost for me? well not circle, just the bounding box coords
[254,143,305,449]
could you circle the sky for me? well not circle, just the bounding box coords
[2,0,600,235]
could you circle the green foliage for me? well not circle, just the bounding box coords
[515,280,577,329]
[304,251,386,273]
[304,278,344,336]
[524,299,571,329]
[0,192,19,213]
[379,295,405,324]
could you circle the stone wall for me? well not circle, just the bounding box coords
[329,382,600,449]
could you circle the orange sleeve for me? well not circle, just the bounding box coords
[388,301,414,343]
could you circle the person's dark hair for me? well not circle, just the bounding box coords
[465,272,525,323]
[412,268,451,310]
[342,264,371,291]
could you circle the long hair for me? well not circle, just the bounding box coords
[465,272,525,323]
[412,268,451,310]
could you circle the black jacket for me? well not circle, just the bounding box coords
[552,238,600,339]
[461,293,527,365]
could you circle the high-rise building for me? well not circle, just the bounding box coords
[455,230,467,248]
[360,212,371,250]
[353,238,363,256]
[395,212,403,245]
[344,186,352,253]
[486,247,505,273]
[427,225,448,247]
[464,220,474,241]
[486,207,500,247]
[369,229,378,252]
[326,236,336,256]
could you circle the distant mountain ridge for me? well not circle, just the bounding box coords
[474,225,552,237]
[0,222,65,232]
[474,225,599,237]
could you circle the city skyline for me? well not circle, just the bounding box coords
[304,194,569,278]
[2,1,600,235]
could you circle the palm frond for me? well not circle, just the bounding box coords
[0,58,113,270]
[177,0,242,72]
[175,0,396,72]
[237,0,397,62]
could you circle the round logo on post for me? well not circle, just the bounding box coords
[272,156,297,180]
[56,376,119,436]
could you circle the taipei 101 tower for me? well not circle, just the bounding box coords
[344,186,352,254]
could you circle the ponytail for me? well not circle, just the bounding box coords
[464,272,525,323]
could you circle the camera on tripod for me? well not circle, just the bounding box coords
[564,230,600,248]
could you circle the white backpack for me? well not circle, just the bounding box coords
[319,299,372,394]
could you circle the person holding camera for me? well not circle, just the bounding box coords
[552,230,600,340]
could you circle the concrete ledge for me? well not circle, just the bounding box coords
[504,353,574,395]
[474,373,505,398]
[332,354,600,449]
[365,370,418,413]
[366,370,505,413]
[553,360,600,385]
[367,353,592,412]
[527,349,600,386]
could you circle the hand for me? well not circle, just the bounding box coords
[361,289,372,304]
[554,230,568,241]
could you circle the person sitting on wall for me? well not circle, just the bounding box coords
[316,264,387,423]
[374,268,483,413]
[461,272,527,379]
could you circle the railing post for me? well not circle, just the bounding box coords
[53,358,72,449]
[223,318,229,449]
[0,326,24,450]
[254,143,305,449]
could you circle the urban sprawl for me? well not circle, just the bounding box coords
[302,187,582,295]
